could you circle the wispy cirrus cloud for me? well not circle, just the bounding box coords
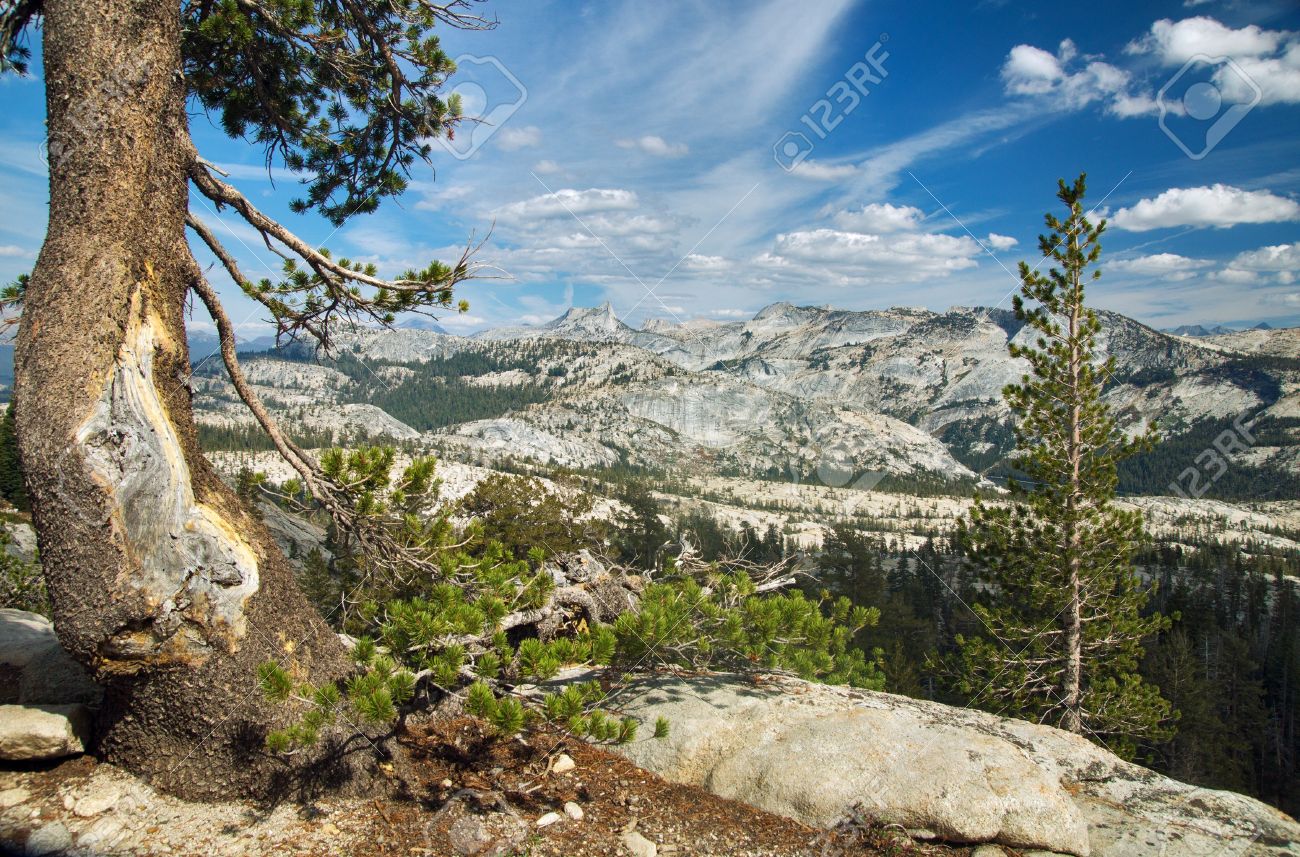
[835,104,1046,201]
[570,0,859,133]
[616,135,689,158]
[496,125,542,150]
[788,160,858,181]
[6,2,1291,333]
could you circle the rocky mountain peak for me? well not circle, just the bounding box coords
[396,316,449,334]
[750,301,833,327]
[752,301,796,320]
[546,302,625,335]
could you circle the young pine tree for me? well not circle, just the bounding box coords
[955,174,1171,758]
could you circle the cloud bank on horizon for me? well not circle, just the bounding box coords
[0,1,1298,336]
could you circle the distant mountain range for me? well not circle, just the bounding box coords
[185,330,282,360]
[3,299,1293,500]
[1162,322,1274,337]
[190,302,1300,500]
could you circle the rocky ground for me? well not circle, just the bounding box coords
[4,582,1296,856]
[1,582,956,857]
[601,673,1300,857]
[0,726,957,857]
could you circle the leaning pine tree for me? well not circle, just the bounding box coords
[0,0,493,799]
[954,174,1172,759]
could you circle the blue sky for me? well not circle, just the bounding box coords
[2,0,1300,337]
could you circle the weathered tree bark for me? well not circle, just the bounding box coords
[14,0,355,799]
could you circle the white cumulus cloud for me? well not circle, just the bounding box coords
[985,233,1018,251]
[1211,268,1260,284]
[582,213,677,238]
[1227,240,1300,272]
[1110,253,1213,273]
[1110,253,1212,281]
[1128,17,1300,106]
[1129,17,1289,64]
[1109,184,1300,231]
[1001,39,1153,116]
[1003,44,1065,96]
[681,254,729,270]
[833,203,925,233]
[772,228,981,277]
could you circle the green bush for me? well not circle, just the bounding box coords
[257,446,885,753]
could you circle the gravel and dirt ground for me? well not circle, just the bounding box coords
[0,716,966,857]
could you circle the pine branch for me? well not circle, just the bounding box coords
[189,159,494,349]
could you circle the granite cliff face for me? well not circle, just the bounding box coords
[444,373,975,482]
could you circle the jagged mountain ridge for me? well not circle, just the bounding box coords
[1162,322,1275,337]
[192,302,1300,495]
[462,300,1295,439]
[473,302,684,356]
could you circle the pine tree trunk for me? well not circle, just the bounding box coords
[1061,233,1084,735]
[14,0,355,799]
